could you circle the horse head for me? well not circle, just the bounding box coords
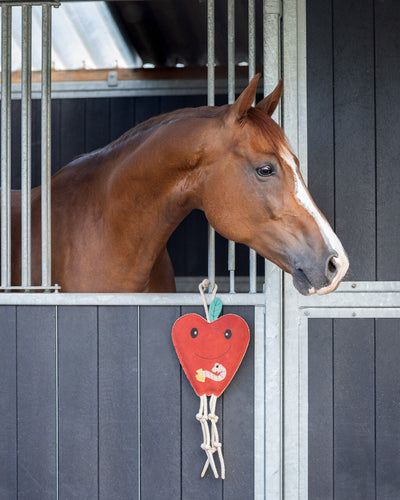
[200,74,348,295]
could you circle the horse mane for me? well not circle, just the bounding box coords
[108,105,228,150]
[68,103,287,168]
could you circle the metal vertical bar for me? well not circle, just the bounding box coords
[263,1,283,499]
[21,5,32,288]
[227,0,235,104]
[207,0,215,291]
[248,0,256,80]
[282,0,309,497]
[1,5,12,289]
[227,0,235,293]
[41,4,52,289]
[248,0,257,293]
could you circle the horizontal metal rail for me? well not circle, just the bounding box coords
[9,79,256,100]
[0,282,397,308]
[302,308,400,319]
[0,292,266,306]
[0,2,59,6]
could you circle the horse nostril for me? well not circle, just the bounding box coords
[327,256,337,277]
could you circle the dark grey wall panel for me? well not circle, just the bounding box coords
[306,0,335,227]
[58,306,98,499]
[135,95,160,125]
[85,98,111,153]
[333,0,376,281]
[223,305,254,499]
[17,306,57,500]
[51,99,62,175]
[0,306,17,499]
[139,306,181,499]
[376,319,400,498]
[308,319,333,500]
[333,319,375,499]
[110,97,136,142]
[59,99,86,167]
[307,0,400,497]
[11,100,21,190]
[375,0,400,281]
[0,303,255,498]
[98,306,139,500]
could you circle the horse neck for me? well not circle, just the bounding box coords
[104,118,206,258]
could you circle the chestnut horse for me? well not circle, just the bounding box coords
[8,74,348,293]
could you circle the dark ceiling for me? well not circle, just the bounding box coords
[107,0,265,68]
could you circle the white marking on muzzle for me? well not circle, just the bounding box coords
[281,147,349,295]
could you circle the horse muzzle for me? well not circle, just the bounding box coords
[291,250,349,296]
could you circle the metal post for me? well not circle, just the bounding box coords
[41,4,52,289]
[282,0,309,496]
[263,1,283,498]
[227,0,235,293]
[207,0,215,291]
[1,5,12,289]
[21,5,32,288]
[248,0,257,293]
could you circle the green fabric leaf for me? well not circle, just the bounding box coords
[209,297,223,322]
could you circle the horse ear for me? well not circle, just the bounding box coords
[256,79,283,116]
[228,73,261,121]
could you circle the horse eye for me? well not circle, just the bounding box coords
[256,164,274,177]
[224,329,232,339]
[190,328,198,338]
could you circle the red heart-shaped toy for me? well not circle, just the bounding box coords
[172,313,250,397]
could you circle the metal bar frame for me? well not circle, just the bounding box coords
[261,1,284,498]
[1,1,55,291]
[1,5,12,290]
[21,4,33,288]
[281,0,309,497]
[248,0,257,293]
[207,0,215,291]
[41,3,52,288]
[0,2,59,5]
[227,0,236,293]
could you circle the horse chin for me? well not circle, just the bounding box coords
[292,269,317,296]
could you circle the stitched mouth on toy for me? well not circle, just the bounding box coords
[194,345,231,360]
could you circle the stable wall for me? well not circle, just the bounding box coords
[0,304,255,499]
[307,0,400,498]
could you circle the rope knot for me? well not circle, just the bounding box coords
[201,443,212,451]
[208,413,218,423]
[196,413,207,423]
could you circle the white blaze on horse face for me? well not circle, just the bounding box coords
[280,146,349,295]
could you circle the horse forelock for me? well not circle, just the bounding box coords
[246,107,290,153]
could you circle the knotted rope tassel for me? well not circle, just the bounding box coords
[195,280,225,479]
[201,394,225,479]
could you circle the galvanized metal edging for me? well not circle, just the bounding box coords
[0,292,266,307]
[0,1,59,6]
[9,79,262,100]
[297,281,400,311]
